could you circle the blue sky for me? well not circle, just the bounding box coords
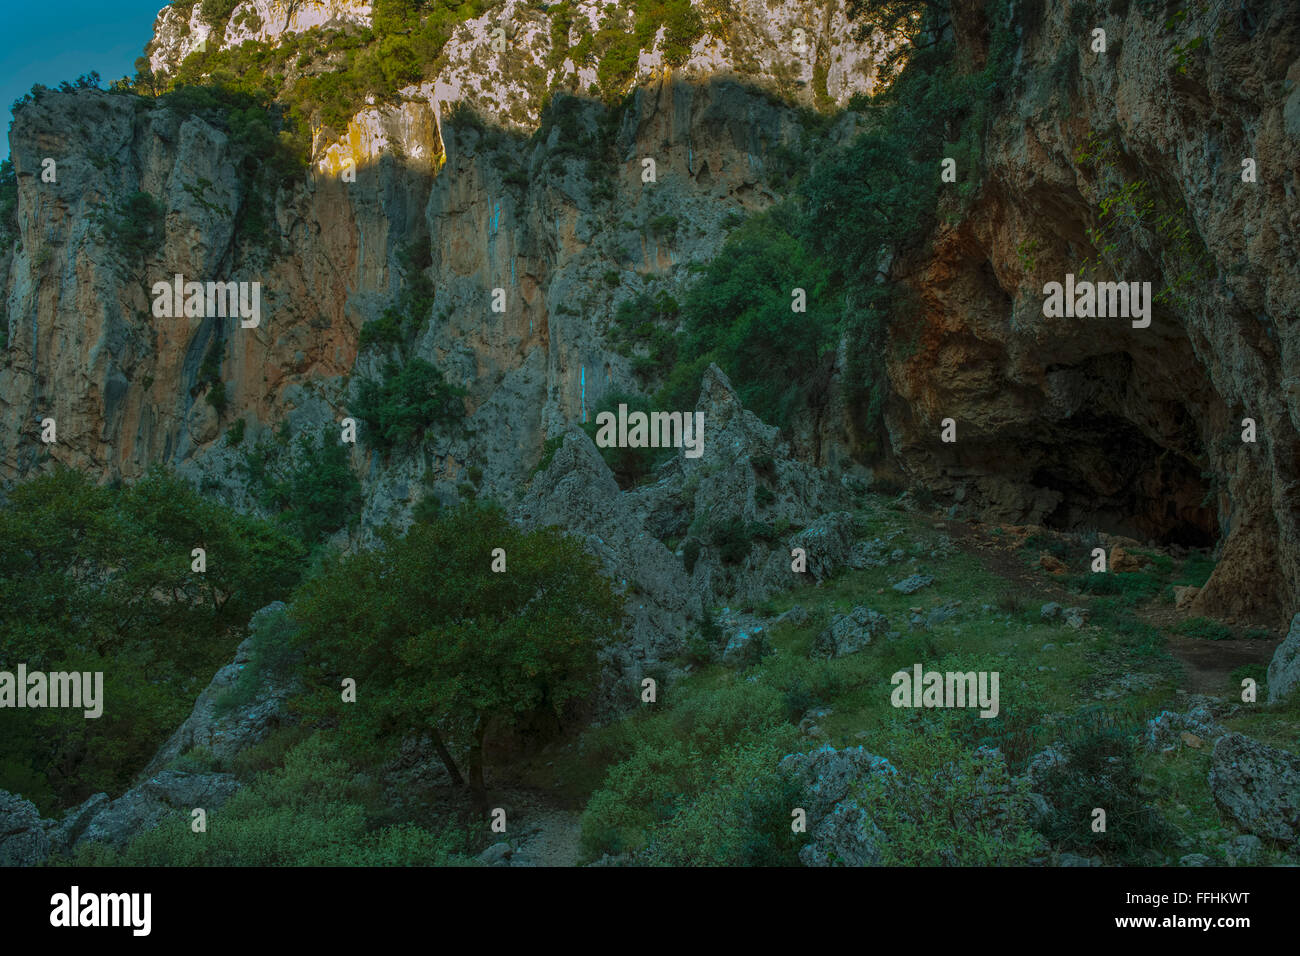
[2,1,169,161]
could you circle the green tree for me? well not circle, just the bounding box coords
[291,503,623,812]
[0,467,306,811]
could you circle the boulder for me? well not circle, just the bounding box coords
[1109,547,1142,573]
[892,573,934,595]
[1208,733,1300,844]
[1039,553,1067,574]
[780,745,896,868]
[1144,701,1226,752]
[1063,607,1090,629]
[811,606,889,659]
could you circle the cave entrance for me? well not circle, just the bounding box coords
[1031,413,1219,549]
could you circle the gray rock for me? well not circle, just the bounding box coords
[787,512,858,582]
[1267,612,1300,703]
[1063,607,1090,629]
[779,745,897,821]
[1208,733,1300,844]
[1040,603,1063,621]
[1179,853,1213,866]
[892,574,934,595]
[812,606,889,659]
[77,771,240,849]
[140,601,301,778]
[1222,834,1262,866]
[798,799,887,867]
[477,842,513,866]
[1144,703,1226,753]
[49,792,110,854]
[0,790,50,866]
[926,600,961,628]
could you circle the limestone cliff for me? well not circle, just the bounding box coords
[2,0,1299,637]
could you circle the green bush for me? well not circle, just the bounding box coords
[60,733,479,866]
[238,428,362,543]
[353,358,465,451]
[93,191,166,260]
[1175,617,1234,641]
[580,680,794,861]
[858,733,1046,866]
[1033,707,1173,860]
[0,467,306,813]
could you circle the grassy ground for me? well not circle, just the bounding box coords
[511,496,1299,865]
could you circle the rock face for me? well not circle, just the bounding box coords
[887,0,1300,624]
[5,0,1300,626]
[76,771,241,850]
[1208,733,1300,845]
[1267,612,1300,703]
[139,601,301,778]
[513,365,851,703]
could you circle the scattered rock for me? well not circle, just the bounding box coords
[477,842,514,867]
[925,601,962,628]
[1040,602,1063,621]
[1179,853,1213,866]
[1145,702,1226,752]
[1208,733,1300,844]
[892,574,934,595]
[1063,607,1090,629]
[812,606,889,659]
[1221,834,1262,866]
[1173,585,1201,610]
[1109,547,1142,573]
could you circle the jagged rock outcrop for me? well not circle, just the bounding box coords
[139,601,301,778]
[75,770,240,850]
[779,744,896,867]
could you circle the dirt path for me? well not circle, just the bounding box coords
[492,787,583,866]
[936,516,1285,696]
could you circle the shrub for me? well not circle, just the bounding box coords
[291,503,624,811]
[353,358,465,451]
[93,191,166,261]
[858,733,1046,866]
